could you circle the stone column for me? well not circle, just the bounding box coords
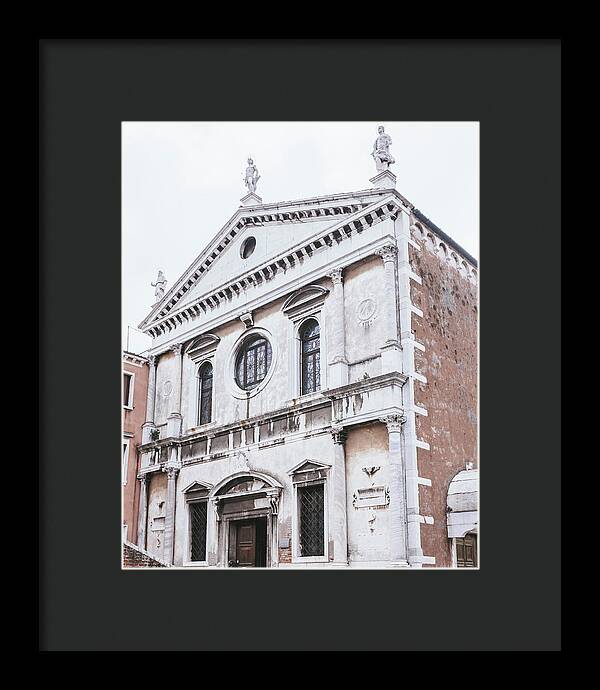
[376,244,402,372]
[328,268,349,388]
[162,464,179,565]
[137,474,150,551]
[266,490,281,568]
[167,343,183,437]
[142,355,158,444]
[330,424,349,565]
[380,414,409,566]
[206,497,221,566]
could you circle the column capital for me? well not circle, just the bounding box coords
[170,343,183,355]
[138,473,151,485]
[331,423,347,445]
[147,354,157,367]
[163,465,180,480]
[375,243,398,262]
[380,414,406,433]
[328,267,344,285]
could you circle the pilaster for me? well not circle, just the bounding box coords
[380,414,409,567]
[376,244,402,372]
[137,474,150,551]
[162,464,180,565]
[330,423,349,565]
[328,268,349,388]
[144,354,157,425]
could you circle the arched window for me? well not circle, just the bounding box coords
[198,362,213,425]
[300,319,320,395]
[235,335,272,390]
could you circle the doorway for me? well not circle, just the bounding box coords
[229,517,267,567]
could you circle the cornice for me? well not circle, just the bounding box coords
[323,371,408,401]
[145,232,397,356]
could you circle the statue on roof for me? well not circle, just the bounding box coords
[372,125,395,172]
[244,157,260,194]
[151,270,167,301]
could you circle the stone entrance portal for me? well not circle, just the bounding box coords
[210,472,282,568]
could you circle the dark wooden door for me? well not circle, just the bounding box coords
[236,520,256,567]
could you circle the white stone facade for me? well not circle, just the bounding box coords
[134,181,477,568]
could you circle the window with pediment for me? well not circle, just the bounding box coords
[300,318,320,395]
[198,361,213,425]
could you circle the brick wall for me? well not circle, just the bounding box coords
[123,541,169,568]
[410,242,478,567]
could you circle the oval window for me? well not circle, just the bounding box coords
[235,335,272,390]
[240,236,256,259]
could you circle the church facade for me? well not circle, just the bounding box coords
[132,136,478,569]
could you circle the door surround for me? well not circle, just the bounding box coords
[210,472,282,568]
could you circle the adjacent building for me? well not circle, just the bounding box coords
[122,351,149,544]
[130,136,478,569]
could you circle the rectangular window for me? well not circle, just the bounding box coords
[298,483,325,557]
[122,440,129,485]
[123,372,134,407]
[190,501,208,562]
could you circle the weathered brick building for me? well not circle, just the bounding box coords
[122,351,149,544]
[129,136,478,569]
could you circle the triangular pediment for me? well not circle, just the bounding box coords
[138,190,399,333]
[288,459,331,476]
[182,480,213,494]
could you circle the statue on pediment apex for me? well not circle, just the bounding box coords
[372,125,395,172]
[151,270,167,301]
[244,157,260,194]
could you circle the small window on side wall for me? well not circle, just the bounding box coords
[198,362,213,425]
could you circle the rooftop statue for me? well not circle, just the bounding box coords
[244,157,260,194]
[372,125,395,172]
[151,270,167,301]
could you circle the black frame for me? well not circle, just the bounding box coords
[40,39,561,652]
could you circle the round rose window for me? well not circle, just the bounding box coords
[235,335,272,390]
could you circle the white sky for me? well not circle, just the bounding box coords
[122,122,479,355]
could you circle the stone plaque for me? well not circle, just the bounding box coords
[352,485,389,509]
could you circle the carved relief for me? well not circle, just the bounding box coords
[362,466,381,485]
[162,380,173,397]
[356,297,378,326]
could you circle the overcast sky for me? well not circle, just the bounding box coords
[122,122,479,354]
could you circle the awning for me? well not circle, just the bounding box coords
[447,468,478,539]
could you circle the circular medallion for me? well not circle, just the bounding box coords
[162,380,173,397]
[356,297,377,323]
